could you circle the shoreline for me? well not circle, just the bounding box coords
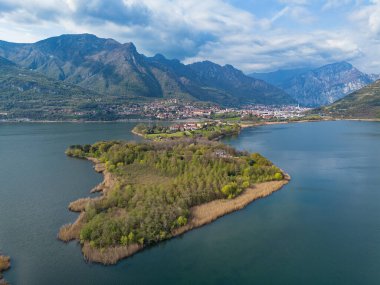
[4,117,378,128]
[240,121,290,129]
[0,255,10,285]
[131,129,240,141]
[239,118,347,129]
[131,129,143,137]
[2,117,379,125]
[343,118,380,122]
[0,119,163,124]
[59,158,290,265]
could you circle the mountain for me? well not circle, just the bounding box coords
[249,68,311,87]
[0,34,295,106]
[0,34,166,99]
[0,56,119,120]
[368,74,380,82]
[186,61,294,105]
[249,62,377,107]
[316,79,380,119]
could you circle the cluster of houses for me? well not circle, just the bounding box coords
[169,122,204,132]
[213,149,231,158]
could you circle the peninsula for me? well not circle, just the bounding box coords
[59,136,289,264]
[0,255,10,285]
[132,121,241,141]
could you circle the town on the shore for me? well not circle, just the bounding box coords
[0,99,311,122]
[113,99,311,120]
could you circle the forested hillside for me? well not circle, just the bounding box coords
[0,56,115,120]
[317,79,380,118]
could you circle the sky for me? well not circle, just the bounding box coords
[0,0,380,73]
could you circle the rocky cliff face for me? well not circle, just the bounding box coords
[249,62,377,107]
[282,62,374,106]
[317,79,380,119]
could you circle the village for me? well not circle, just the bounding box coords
[0,98,311,122]
[114,99,311,121]
[132,120,241,141]
[168,122,206,132]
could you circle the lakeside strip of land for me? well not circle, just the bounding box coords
[239,118,349,129]
[59,158,290,264]
[1,117,379,126]
[241,116,380,129]
[131,121,241,141]
[0,255,10,285]
[131,118,347,139]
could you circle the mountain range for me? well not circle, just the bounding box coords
[0,55,119,120]
[1,33,379,120]
[0,34,294,109]
[250,62,378,107]
[250,67,312,87]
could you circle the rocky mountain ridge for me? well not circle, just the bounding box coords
[0,34,295,106]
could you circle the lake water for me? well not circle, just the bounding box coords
[1,121,380,284]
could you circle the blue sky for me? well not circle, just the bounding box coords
[0,0,379,73]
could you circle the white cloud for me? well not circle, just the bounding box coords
[184,29,361,72]
[322,0,353,10]
[352,1,380,35]
[0,0,379,73]
[278,0,308,5]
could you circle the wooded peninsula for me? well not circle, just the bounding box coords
[58,125,289,264]
[132,121,241,141]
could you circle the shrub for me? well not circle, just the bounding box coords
[176,216,188,226]
[274,172,283,180]
[221,182,239,199]
[120,236,129,246]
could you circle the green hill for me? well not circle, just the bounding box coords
[0,56,118,120]
[317,80,380,119]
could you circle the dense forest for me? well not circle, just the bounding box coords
[66,139,284,250]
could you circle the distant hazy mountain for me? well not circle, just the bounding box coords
[249,68,312,87]
[0,34,294,106]
[368,74,380,82]
[317,79,380,119]
[0,56,112,120]
[186,61,295,105]
[249,62,377,107]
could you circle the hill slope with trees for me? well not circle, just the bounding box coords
[316,79,380,119]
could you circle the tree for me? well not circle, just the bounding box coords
[274,172,283,180]
[221,182,238,199]
[176,216,188,226]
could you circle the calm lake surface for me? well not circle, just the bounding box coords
[1,121,380,284]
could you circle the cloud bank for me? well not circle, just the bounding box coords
[0,0,378,73]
